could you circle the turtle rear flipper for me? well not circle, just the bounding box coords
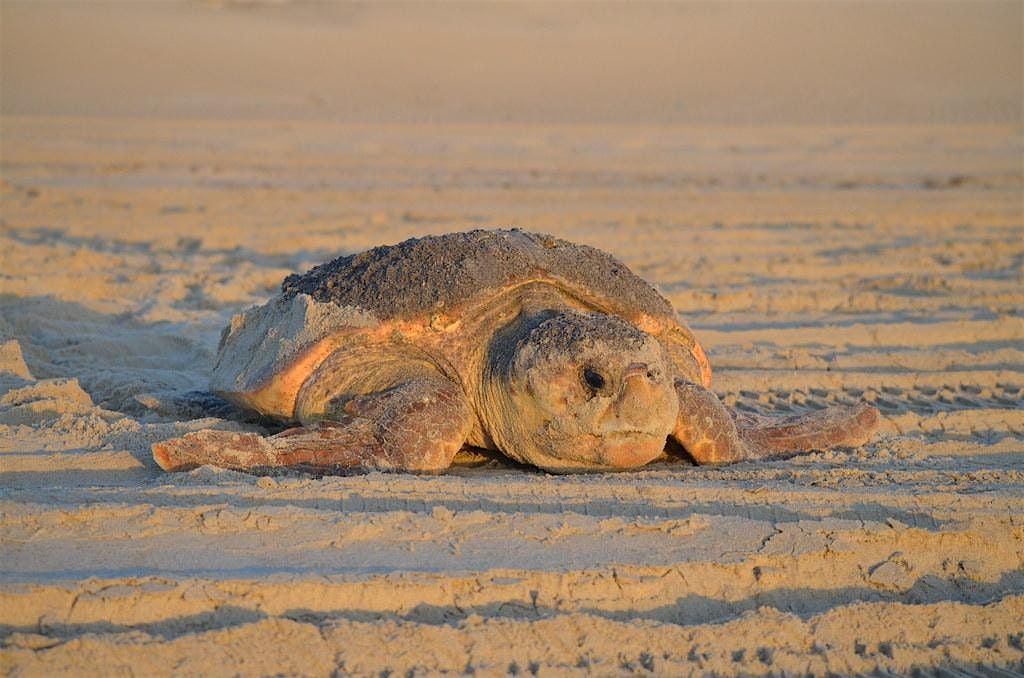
[671,380,880,464]
[153,376,474,474]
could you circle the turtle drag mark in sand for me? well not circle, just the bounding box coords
[153,229,879,474]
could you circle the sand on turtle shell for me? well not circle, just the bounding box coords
[282,229,674,323]
[209,293,377,399]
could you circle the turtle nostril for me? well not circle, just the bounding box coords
[623,362,652,381]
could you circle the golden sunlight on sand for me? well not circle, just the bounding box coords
[1,2,1022,675]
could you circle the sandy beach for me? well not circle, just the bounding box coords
[2,2,1023,676]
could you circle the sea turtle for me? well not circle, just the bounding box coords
[153,229,879,474]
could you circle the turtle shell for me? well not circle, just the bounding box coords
[281,229,675,324]
[211,229,704,419]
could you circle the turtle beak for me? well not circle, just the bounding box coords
[583,363,675,469]
[616,363,659,429]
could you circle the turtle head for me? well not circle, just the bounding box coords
[486,311,678,472]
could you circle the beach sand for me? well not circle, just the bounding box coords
[2,2,1023,676]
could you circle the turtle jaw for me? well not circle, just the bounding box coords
[594,430,670,469]
[510,429,670,474]
[481,371,675,472]
[505,388,678,473]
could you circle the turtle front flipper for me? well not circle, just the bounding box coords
[671,379,880,464]
[153,376,474,474]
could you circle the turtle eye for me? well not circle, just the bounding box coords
[582,367,607,392]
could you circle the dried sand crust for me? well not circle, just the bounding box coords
[1,118,1023,676]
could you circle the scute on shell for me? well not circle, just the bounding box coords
[210,293,376,417]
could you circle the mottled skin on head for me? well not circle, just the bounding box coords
[482,311,679,472]
[153,229,879,475]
